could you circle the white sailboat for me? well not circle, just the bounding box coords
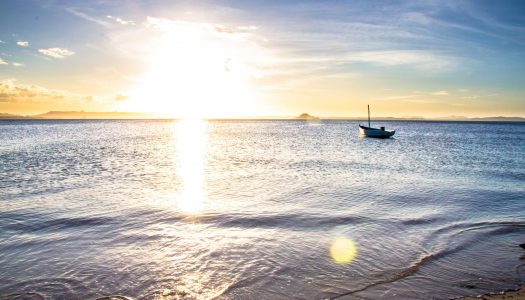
[359,105,395,138]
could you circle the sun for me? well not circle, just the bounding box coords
[120,19,259,118]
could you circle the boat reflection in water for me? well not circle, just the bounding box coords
[174,118,208,213]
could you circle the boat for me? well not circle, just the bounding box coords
[359,105,395,138]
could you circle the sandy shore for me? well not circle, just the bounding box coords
[457,284,525,300]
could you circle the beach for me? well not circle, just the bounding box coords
[458,284,525,300]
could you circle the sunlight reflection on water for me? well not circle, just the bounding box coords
[174,119,207,214]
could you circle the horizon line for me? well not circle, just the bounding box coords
[1,111,524,122]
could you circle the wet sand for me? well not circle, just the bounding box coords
[457,285,525,300]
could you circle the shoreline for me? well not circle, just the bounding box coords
[456,284,525,300]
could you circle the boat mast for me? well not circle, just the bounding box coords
[368,104,371,128]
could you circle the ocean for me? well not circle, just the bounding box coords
[1,119,524,300]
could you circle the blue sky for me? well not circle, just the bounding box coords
[1,0,524,117]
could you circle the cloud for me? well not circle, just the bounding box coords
[403,99,438,104]
[237,26,258,31]
[144,17,253,41]
[65,7,110,26]
[115,94,128,101]
[214,25,234,34]
[16,40,29,47]
[432,91,449,96]
[401,12,433,26]
[378,95,417,101]
[38,48,75,58]
[376,94,440,104]
[345,51,455,70]
[107,15,135,25]
[0,40,5,44]
[0,78,90,103]
[0,58,24,67]
[461,93,499,100]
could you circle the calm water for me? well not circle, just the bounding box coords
[1,120,524,300]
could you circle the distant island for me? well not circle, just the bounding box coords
[0,111,524,121]
[296,113,320,120]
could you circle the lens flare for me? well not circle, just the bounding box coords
[330,237,358,264]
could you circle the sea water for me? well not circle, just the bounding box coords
[1,120,524,299]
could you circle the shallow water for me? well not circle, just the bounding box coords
[1,119,524,300]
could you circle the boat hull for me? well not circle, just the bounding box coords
[359,125,395,138]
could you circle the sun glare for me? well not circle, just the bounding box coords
[123,20,258,118]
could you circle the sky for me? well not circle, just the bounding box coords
[0,0,524,118]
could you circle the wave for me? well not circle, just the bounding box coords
[0,278,86,300]
[208,213,372,230]
[432,220,525,237]
[1,207,452,236]
[0,292,46,300]
[1,213,115,233]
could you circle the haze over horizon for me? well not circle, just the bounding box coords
[1,0,524,118]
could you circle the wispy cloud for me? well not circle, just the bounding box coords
[399,6,524,47]
[432,90,449,96]
[461,92,499,100]
[12,62,24,67]
[403,99,438,104]
[107,15,135,25]
[65,7,109,27]
[0,58,7,65]
[246,1,522,81]
[345,51,455,70]
[143,17,256,41]
[377,95,417,101]
[16,40,29,47]
[38,48,75,59]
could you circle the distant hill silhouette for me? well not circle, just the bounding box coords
[454,116,525,122]
[0,113,32,119]
[297,113,319,120]
[34,111,158,119]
